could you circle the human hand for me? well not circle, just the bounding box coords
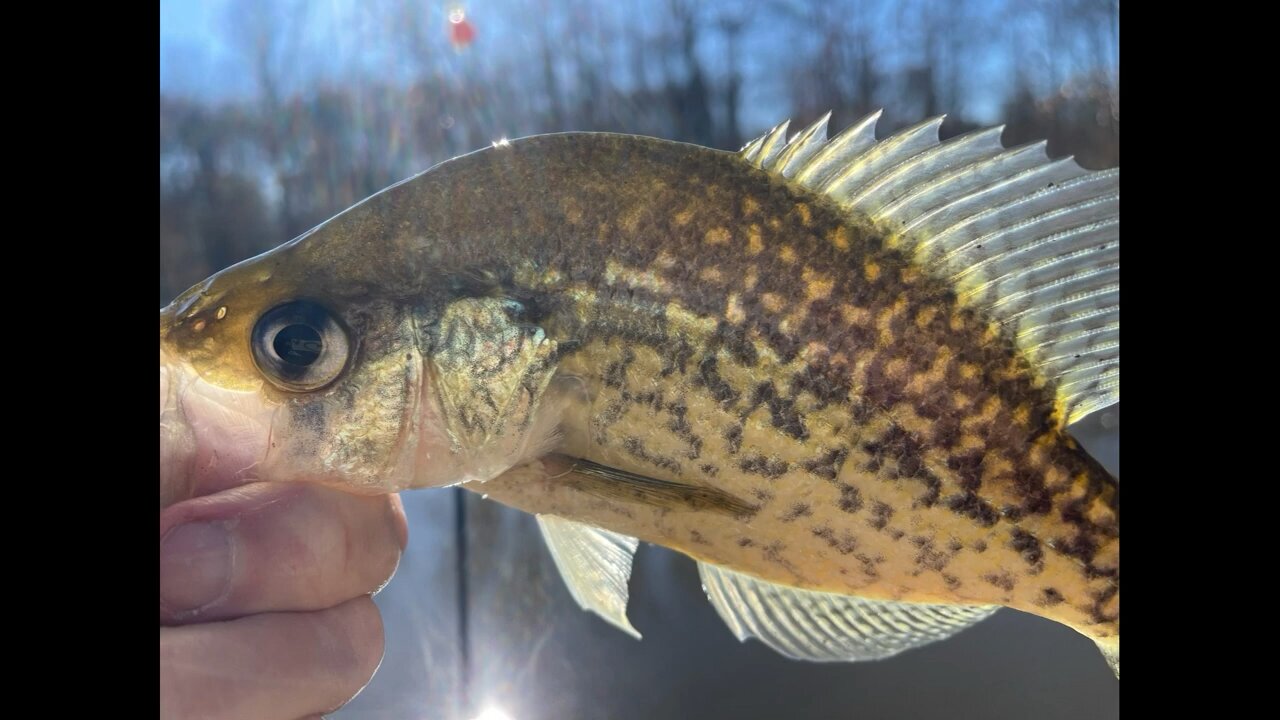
[160,482,407,719]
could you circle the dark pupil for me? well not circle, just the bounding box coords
[273,324,323,366]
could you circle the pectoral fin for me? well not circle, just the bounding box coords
[554,455,757,518]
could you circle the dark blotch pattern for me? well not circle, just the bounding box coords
[621,436,681,475]
[747,381,808,441]
[855,553,883,578]
[790,360,852,408]
[802,447,849,481]
[913,539,949,572]
[868,501,894,530]
[812,526,858,555]
[723,424,743,454]
[739,455,789,479]
[1039,588,1065,606]
[837,484,863,513]
[945,492,1000,527]
[863,424,942,507]
[983,572,1016,592]
[947,450,985,492]
[1009,527,1044,569]
[780,502,813,522]
[665,400,703,459]
[696,354,740,406]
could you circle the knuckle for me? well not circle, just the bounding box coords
[322,598,385,711]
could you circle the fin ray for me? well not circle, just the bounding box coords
[821,116,947,201]
[772,112,831,178]
[538,515,641,639]
[791,110,882,188]
[848,125,1007,213]
[756,120,792,168]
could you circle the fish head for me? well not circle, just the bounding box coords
[159,230,455,506]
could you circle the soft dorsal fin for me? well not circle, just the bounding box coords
[698,562,997,662]
[741,113,1119,426]
[537,514,642,638]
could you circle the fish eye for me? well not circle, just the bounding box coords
[251,300,351,392]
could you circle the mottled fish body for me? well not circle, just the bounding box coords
[160,113,1118,675]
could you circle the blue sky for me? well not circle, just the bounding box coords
[160,1,250,99]
[160,0,1115,133]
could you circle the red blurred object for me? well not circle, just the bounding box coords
[449,8,476,48]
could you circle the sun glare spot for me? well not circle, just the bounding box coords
[471,705,514,720]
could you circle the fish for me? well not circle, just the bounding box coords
[159,110,1119,677]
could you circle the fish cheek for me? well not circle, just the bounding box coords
[423,297,562,482]
[260,307,424,493]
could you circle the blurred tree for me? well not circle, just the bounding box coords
[159,97,280,303]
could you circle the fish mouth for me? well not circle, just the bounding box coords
[160,343,275,508]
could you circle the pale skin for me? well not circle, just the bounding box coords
[159,460,407,719]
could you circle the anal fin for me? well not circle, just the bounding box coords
[698,562,998,662]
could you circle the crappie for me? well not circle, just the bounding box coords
[159,112,1119,675]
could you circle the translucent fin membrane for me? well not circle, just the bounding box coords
[538,515,641,639]
[700,562,997,662]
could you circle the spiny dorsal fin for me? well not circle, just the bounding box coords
[740,113,1119,426]
[537,514,642,639]
[699,562,998,662]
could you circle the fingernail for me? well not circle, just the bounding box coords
[160,520,232,615]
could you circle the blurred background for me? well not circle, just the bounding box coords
[160,2,1119,718]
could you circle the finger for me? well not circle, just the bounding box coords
[160,483,408,624]
[160,596,384,720]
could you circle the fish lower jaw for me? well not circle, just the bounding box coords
[160,358,275,505]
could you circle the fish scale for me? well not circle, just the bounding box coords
[160,112,1118,677]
